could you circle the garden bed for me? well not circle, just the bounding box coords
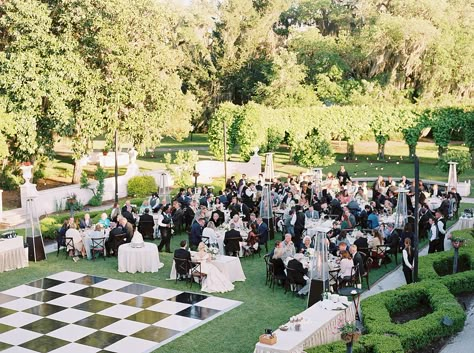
[390,301,433,324]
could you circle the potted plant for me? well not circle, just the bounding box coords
[339,321,360,343]
[102,147,109,156]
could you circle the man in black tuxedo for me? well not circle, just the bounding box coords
[105,224,124,256]
[224,223,242,256]
[228,196,250,221]
[350,245,365,280]
[158,205,173,253]
[287,253,309,297]
[138,209,155,239]
[174,240,191,280]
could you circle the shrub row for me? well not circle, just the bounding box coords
[306,334,404,353]
[361,278,466,352]
[418,230,473,281]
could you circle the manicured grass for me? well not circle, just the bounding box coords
[2,227,405,353]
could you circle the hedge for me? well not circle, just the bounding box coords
[306,334,404,353]
[127,175,157,197]
[418,230,473,281]
[361,281,466,352]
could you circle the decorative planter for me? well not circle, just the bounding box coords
[341,331,361,343]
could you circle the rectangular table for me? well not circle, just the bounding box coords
[254,301,355,353]
[0,236,28,273]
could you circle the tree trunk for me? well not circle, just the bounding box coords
[377,143,385,160]
[408,144,417,159]
[72,160,83,184]
[347,142,355,160]
[438,145,447,159]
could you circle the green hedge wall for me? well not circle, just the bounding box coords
[418,230,473,281]
[361,281,465,352]
[306,334,404,353]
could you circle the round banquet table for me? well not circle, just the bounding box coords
[118,243,164,273]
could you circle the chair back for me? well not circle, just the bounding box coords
[91,237,106,250]
[225,237,241,254]
[138,221,155,239]
[174,257,190,277]
[202,236,210,246]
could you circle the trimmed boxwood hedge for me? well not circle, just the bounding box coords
[440,270,474,295]
[306,334,404,353]
[418,230,473,281]
[361,281,465,352]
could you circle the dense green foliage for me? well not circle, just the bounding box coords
[164,150,199,188]
[80,166,108,206]
[307,334,404,353]
[361,281,466,352]
[127,176,157,198]
[438,150,472,175]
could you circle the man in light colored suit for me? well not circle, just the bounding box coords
[305,205,319,220]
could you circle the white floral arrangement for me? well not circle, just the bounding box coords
[221,223,231,231]
[304,248,315,257]
[206,246,219,256]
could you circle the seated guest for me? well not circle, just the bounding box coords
[370,229,385,267]
[97,213,110,228]
[300,235,312,254]
[248,213,258,229]
[243,223,259,255]
[122,200,133,213]
[229,214,244,230]
[353,232,369,256]
[268,240,282,258]
[121,206,136,225]
[328,221,341,239]
[79,213,93,229]
[66,223,86,258]
[287,253,309,297]
[110,202,121,222]
[305,205,319,220]
[106,223,124,256]
[138,208,155,238]
[336,230,351,247]
[203,221,218,245]
[281,233,296,260]
[211,209,224,228]
[224,223,243,256]
[367,207,380,229]
[118,216,134,243]
[338,250,354,286]
[336,241,349,256]
[190,218,205,250]
[139,200,152,215]
[174,240,192,280]
[341,209,356,230]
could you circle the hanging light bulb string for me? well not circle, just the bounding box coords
[340,155,404,177]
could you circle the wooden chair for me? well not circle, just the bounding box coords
[329,269,340,292]
[189,261,207,289]
[112,233,128,256]
[284,267,301,296]
[64,237,76,259]
[56,231,67,257]
[361,256,374,290]
[270,258,287,292]
[339,264,359,289]
[174,257,191,283]
[90,237,106,261]
[375,245,390,268]
[202,236,210,247]
[138,221,155,240]
[224,237,241,257]
[264,254,272,286]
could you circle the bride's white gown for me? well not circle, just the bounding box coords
[194,252,234,293]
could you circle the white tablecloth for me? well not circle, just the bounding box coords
[215,229,248,256]
[458,217,474,230]
[254,301,356,353]
[81,229,110,260]
[426,197,442,211]
[169,253,246,283]
[305,220,333,236]
[118,243,164,273]
[0,236,28,273]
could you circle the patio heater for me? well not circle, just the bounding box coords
[307,231,329,307]
[447,161,458,191]
[25,195,46,262]
[394,188,409,230]
[310,168,323,203]
[262,153,275,240]
[158,172,170,205]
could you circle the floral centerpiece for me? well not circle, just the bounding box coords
[206,246,219,260]
[304,248,315,257]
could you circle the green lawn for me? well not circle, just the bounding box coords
[1,227,409,353]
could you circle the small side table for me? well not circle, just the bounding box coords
[338,287,363,321]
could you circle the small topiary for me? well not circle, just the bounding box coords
[127,175,157,197]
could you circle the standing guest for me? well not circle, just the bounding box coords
[435,211,447,251]
[402,238,415,284]
[98,213,111,228]
[226,176,238,192]
[157,206,173,253]
[79,213,93,229]
[149,193,161,213]
[428,217,439,253]
[190,218,205,250]
[349,244,364,280]
[292,205,306,250]
[257,217,269,250]
[336,165,351,186]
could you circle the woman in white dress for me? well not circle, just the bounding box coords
[229,214,243,230]
[202,221,218,247]
[194,242,234,293]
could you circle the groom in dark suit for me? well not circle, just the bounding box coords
[224,223,242,256]
[174,240,191,280]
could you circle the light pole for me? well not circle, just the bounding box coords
[223,121,228,189]
[413,155,420,282]
[114,129,119,203]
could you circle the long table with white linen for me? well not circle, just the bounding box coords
[169,253,246,283]
[118,243,164,273]
[254,300,356,353]
[0,236,28,273]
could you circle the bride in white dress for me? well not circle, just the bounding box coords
[194,242,234,293]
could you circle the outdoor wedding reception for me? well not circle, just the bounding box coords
[0,1,473,353]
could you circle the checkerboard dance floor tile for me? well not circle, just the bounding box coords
[0,272,241,353]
